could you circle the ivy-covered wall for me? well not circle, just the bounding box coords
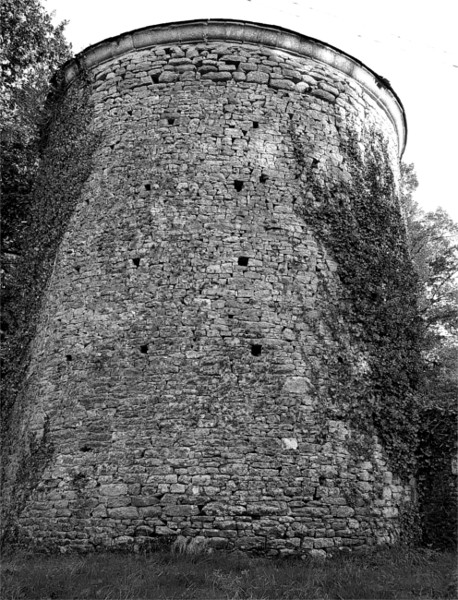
[291,123,421,480]
[417,408,457,549]
[1,77,100,546]
[2,21,423,555]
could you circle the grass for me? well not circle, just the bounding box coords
[1,546,456,599]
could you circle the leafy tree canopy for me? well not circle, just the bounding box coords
[400,163,458,409]
[1,0,72,259]
[0,0,71,88]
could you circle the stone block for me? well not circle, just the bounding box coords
[269,78,296,90]
[246,71,269,84]
[108,506,139,519]
[99,483,128,497]
[139,505,162,517]
[202,72,232,81]
[92,504,107,518]
[311,89,336,102]
[164,504,199,517]
[131,496,160,507]
[335,506,355,518]
[314,537,334,548]
[158,71,179,83]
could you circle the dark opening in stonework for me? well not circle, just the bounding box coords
[253,121,259,129]
[140,344,149,354]
[259,173,268,183]
[66,354,72,362]
[133,257,141,267]
[151,73,160,83]
[74,265,81,273]
[144,183,151,191]
[238,256,249,266]
[251,344,262,356]
[168,118,175,125]
[234,180,244,192]
[228,314,234,319]
[80,445,93,452]
[319,475,326,485]
[311,158,319,168]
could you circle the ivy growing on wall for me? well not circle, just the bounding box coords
[1,71,100,546]
[291,123,422,482]
[417,407,457,549]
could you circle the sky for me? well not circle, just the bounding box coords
[45,0,458,222]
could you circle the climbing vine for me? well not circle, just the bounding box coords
[417,407,457,549]
[291,122,422,481]
[1,69,101,546]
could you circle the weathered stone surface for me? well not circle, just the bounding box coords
[246,71,269,84]
[269,78,296,90]
[282,377,311,394]
[99,484,128,497]
[158,71,179,83]
[107,507,139,519]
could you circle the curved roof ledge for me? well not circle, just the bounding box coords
[61,19,407,154]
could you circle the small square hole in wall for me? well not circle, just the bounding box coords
[66,354,72,362]
[144,183,151,191]
[132,257,141,268]
[253,121,259,129]
[140,344,149,354]
[259,173,268,184]
[234,180,244,192]
[238,256,249,266]
[168,118,175,125]
[251,344,262,356]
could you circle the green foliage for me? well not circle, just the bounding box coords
[291,125,421,480]
[0,0,76,547]
[0,72,100,547]
[417,407,457,550]
[0,0,72,268]
[399,169,458,409]
[0,0,70,87]
[399,164,458,550]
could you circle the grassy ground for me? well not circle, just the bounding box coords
[1,546,456,600]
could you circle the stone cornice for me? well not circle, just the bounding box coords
[61,19,407,154]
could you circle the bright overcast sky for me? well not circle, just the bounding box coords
[45,0,458,222]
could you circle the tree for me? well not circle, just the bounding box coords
[400,164,457,548]
[0,0,72,270]
[400,163,458,409]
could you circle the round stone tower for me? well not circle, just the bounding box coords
[3,20,419,555]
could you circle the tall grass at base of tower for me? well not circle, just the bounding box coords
[1,546,456,599]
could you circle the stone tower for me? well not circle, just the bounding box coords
[2,20,420,555]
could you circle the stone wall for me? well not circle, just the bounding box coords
[2,20,416,555]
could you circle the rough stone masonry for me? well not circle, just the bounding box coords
[2,20,416,555]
